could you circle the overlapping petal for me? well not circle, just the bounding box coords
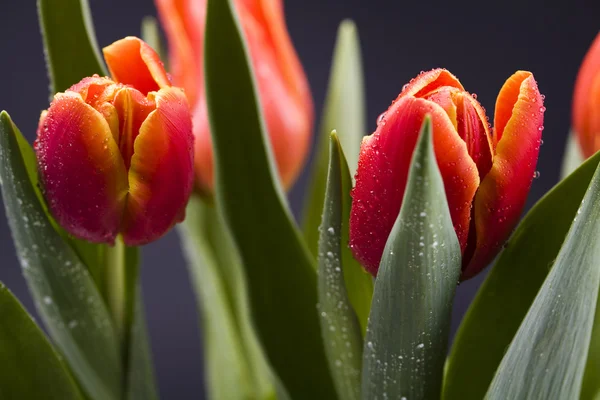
[35,92,128,243]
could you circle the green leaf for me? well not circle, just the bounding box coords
[304,19,366,258]
[180,196,279,400]
[582,296,600,400]
[484,161,600,399]
[125,287,159,400]
[318,133,364,400]
[203,0,336,397]
[361,118,462,400]
[37,0,107,95]
[0,282,83,400]
[443,150,600,400]
[561,129,585,179]
[0,112,121,400]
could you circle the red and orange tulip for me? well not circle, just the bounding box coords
[155,0,313,192]
[573,32,600,158]
[349,69,544,279]
[35,37,194,246]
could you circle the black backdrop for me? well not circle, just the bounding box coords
[0,0,598,398]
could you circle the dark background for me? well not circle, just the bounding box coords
[0,0,598,398]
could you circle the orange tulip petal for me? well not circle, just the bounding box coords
[103,37,171,94]
[112,87,156,169]
[573,33,600,157]
[464,72,544,279]
[154,0,203,106]
[35,92,128,243]
[399,68,464,99]
[122,87,194,245]
[349,96,479,274]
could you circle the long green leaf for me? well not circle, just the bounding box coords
[203,0,336,397]
[0,283,83,400]
[361,118,462,400]
[318,133,364,400]
[561,130,585,179]
[0,112,121,400]
[37,0,106,95]
[485,161,600,399]
[180,196,271,400]
[443,150,600,400]
[125,287,159,400]
[304,19,366,257]
[582,297,600,400]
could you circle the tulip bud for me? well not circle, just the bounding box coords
[35,37,194,246]
[573,32,600,158]
[155,0,313,192]
[350,69,544,279]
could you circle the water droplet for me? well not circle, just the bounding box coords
[327,227,335,235]
[416,343,425,349]
[533,171,540,179]
[326,251,334,259]
[43,296,52,305]
[377,112,386,125]
[335,359,342,367]
[419,211,427,217]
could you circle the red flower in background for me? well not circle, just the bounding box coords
[35,37,194,245]
[350,69,544,279]
[573,32,600,158]
[155,0,313,192]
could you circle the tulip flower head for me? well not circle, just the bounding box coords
[155,0,313,192]
[573,32,600,158]
[350,69,544,279]
[35,37,194,246]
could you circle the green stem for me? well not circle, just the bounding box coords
[105,237,126,342]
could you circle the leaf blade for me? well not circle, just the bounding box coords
[443,150,600,400]
[0,112,121,400]
[0,283,84,400]
[361,118,462,400]
[203,0,336,396]
[318,133,364,400]
[304,19,366,258]
[485,161,600,399]
[37,0,106,95]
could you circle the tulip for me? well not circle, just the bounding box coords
[35,37,194,246]
[573,32,600,158]
[349,69,544,279]
[155,0,313,192]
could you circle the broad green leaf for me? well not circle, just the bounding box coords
[0,112,121,400]
[561,130,585,179]
[37,0,107,95]
[180,196,275,400]
[582,296,600,400]
[485,161,600,399]
[125,287,159,400]
[203,0,336,397]
[304,19,366,258]
[318,133,364,400]
[0,283,83,400]
[443,150,600,400]
[362,118,462,400]
[141,16,165,60]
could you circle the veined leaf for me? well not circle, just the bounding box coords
[37,0,106,95]
[0,112,121,400]
[361,118,462,400]
[443,150,600,400]
[485,160,600,399]
[0,283,83,400]
[318,133,364,400]
[203,0,336,397]
[304,19,366,257]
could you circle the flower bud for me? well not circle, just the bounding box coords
[35,37,194,245]
[155,0,313,192]
[573,32,600,158]
[350,69,544,279]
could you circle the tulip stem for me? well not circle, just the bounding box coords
[105,237,127,342]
